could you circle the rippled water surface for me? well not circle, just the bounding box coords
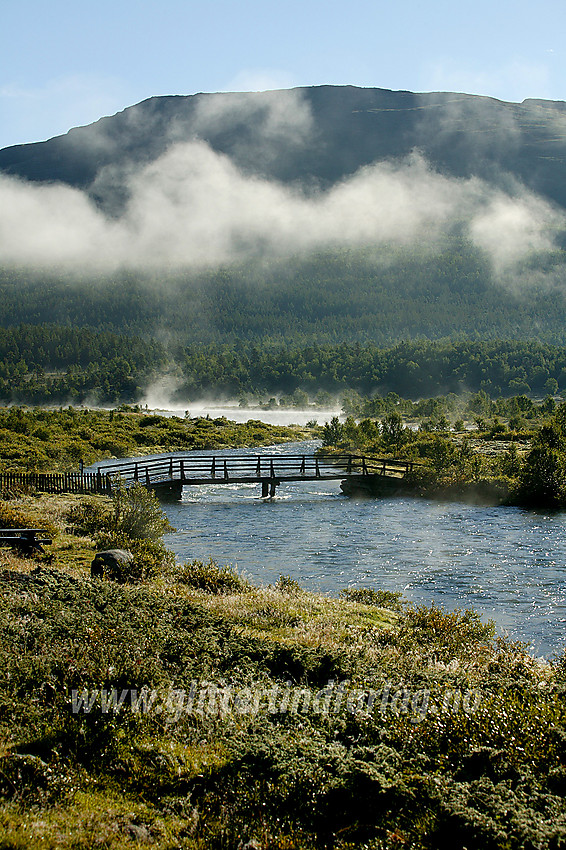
[95,441,566,658]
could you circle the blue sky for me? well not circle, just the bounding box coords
[1,0,565,150]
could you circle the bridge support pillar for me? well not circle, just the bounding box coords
[150,481,183,502]
[261,479,280,498]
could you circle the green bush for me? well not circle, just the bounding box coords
[93,530,174,582]
[66,498,110,536]
[275,574,303,595]
[172,558,250,594]
[517,428,566,507]
[0,500,34,529]
[340,587,404,610]
[110,482,175,541]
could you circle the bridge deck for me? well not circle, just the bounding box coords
[99,453,417,499]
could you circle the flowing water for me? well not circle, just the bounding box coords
[93,440,566,659]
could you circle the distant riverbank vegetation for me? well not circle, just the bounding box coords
[4,324,566,406]
[320,397,566,509]
[0,407,308,472]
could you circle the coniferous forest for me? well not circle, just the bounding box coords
[2,240,566,404]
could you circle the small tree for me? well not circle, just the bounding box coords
[322,416,344,446]
[381,412,405,452]
[111,482,175,541]
[427,436,455,474]
[500,443,522,479]
[517,419,566,507]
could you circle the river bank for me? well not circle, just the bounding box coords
[1,485,565,848]
[1,493,565,849]
[339,471,511,505]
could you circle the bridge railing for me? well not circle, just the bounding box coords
[99,453,417,487]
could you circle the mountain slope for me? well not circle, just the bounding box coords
[2,85,566,212]
[1,85,566,350]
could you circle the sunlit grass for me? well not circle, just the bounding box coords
[0,489,565,848]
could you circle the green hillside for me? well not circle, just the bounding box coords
[2,85,566,401]
[2,242,566,346]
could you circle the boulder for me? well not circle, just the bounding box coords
[91,549,133,582]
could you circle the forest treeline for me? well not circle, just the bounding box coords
[3,325,566,404]
[0,325,165,403]
[177,339,566,400]
[2,241,566,345]
[3,238,566,403]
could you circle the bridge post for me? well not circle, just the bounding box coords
[363,458,368,476]
[270,480,278,497]
[256,456,261,476]
[347,456,352,474]
[146,468,151,486]
[261,479,269,498]
[300,456,306,474]
[152,481,183,502]
[211,458,216,478]
[134,463,139,481]
[223,460,229,480]
[315,458,320,478]
[180,459,184,480]
[169,457,173,477]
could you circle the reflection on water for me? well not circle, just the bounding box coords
[94,440,566,659]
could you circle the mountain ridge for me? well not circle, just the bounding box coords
[2,84,566,213]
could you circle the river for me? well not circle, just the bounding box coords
[93,439,566,659]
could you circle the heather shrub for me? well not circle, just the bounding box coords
[0,500,34,529]
[340,587,404,610]
[110,482,175,541]
[172,558,250,594]
[275,574,303,595]
[93,531,174,582]
[66,498,110,536]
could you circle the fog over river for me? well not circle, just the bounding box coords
[141,402,342,427]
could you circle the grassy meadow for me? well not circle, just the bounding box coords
[0,485,565,849]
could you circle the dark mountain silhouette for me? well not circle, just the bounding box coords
[1,85,566,212]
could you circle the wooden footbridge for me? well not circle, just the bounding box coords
[0,454,417,500]
[97,453,417,500]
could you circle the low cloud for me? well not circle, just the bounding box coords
[469,192,561,272]
[0,138,563,278]
[192,87,314,151]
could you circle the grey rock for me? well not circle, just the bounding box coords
[91,549,133,581]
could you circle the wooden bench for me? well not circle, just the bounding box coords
[0,528,52,555]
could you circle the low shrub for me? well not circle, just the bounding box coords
[275,574,303,595]
[340,587,404,610]
[66,488,176,583]
[172,558,250,594]
[66,498,110,536]
[110,483,175,541]
[93,531,174,582]
[0,500,34,529]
